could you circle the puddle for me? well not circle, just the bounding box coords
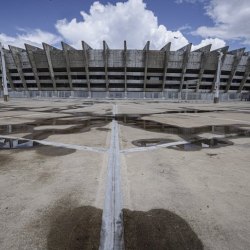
[132,138,175,147]
[123,208,203,250]
[0,109,249,151]
[0,137,76,157]
[170,138,233,151]
[0,138,40,149]
[0,117,111,140]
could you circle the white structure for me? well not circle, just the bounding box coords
[0,41,249,100]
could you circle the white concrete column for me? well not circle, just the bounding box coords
[0,43,9,101]
[238,56,250,93]
[214,51,223,103]
[225,48,245,93]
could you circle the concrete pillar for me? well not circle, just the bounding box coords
[124,40,127,96]
[61,42,74,90]
[179,43,192,92]
[25,44,42,90]
[0,43,9,101]
[161,42,171,92]
[211,46,229,92]
[103,41,109,93]
[225,48,245,93]
[82,41,92,96]
[238,55,250,93]
[9,45,28,90]
[193,44,212,92]
[214,51,223,103]
[42,43,58,90]
[143,41,150,93]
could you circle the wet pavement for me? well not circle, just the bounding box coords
[1,108,249,151]
[0,99,250,250]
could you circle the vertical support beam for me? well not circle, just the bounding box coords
[2,48,15,91]
[42,43,57,90]
[82,41,92,96]
[9,45,28,90]
[225,48,245,93]
[0,45,3,91]
[61,42,74,90]
[179,43,192,92]
[0,45,2,91]
[193,44,212,92]
[0,43,9,101]
[25,43,42,90]
[124,40,127,97]
[103,41,109,95]
[211,46,229,92]
[238,54,250,92]
[143,41,150,94]
[214,51,224,103]
[161,42,171,91]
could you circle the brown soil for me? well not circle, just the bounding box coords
[123,209,203,250]
[47,206,102,250]
[96,127,111,131]
[36,146,76,157]
[0,153,12,171]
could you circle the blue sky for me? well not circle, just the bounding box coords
[0,0,249,51]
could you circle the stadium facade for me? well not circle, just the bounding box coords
[0,41,250,100]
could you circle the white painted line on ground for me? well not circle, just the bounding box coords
[99,105,124,250]
[121,140,188,153]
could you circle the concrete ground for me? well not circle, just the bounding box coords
[0,98,249,250]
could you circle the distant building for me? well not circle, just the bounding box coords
[0,41,249,99]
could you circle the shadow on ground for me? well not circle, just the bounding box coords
[123,208,203,250]
[47,206,102,250]
[47,206,203,250]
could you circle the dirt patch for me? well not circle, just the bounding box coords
[36,146,76,157]
[47,206,102,250]
[35,172,54,184]
[0,153,12,171]
[96,127,111,132]
[123,209,203,250]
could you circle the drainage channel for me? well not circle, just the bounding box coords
[99,104,124,250]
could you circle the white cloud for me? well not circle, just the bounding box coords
[55,0,189,50]
[175,0,205,4]
[0,0,227,51]
[0,29,61,48]
[192,38,226,51]
[194,0,250,45]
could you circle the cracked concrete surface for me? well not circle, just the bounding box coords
[0,98,250,250]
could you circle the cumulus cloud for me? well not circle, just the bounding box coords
[175,0,205,4]
[194,0,250,45]
[0,29,61,48]
[0,0,227,51]
[192,38,226,51]
[55,0,189,50]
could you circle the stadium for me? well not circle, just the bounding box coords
[1,41,250,100]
